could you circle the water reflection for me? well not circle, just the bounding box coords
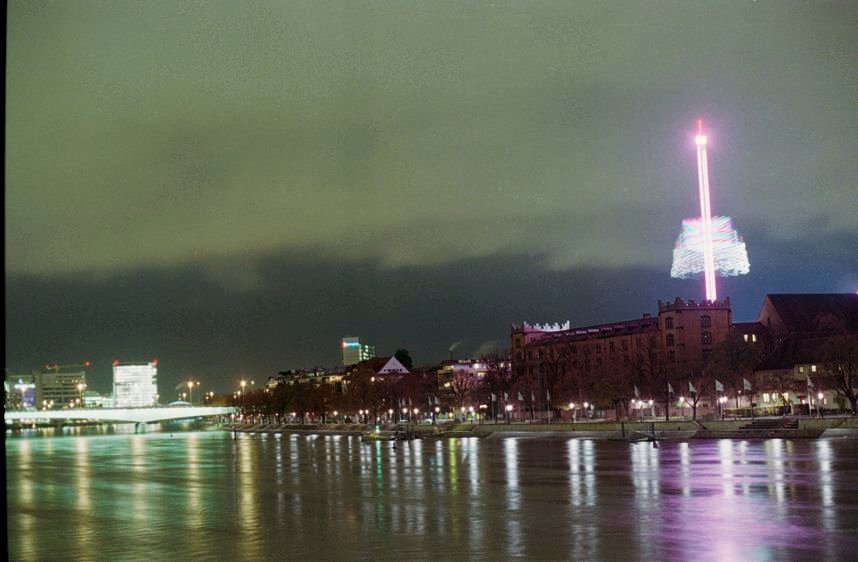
[6,431,858,560]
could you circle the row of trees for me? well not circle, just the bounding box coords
[227,333,858,423]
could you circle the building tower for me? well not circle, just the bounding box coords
[341,337,375,366]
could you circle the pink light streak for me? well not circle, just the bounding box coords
[695,120,717,301]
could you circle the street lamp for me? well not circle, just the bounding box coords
[817,392,824,418]
[505,403,513,424]
[240,380,247,414]
[679,396,686,419]
[719,396,727,420]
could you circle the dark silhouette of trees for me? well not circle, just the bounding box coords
[823,335,858,415]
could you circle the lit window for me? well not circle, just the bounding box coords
[743,334,749,342]
[811,365,817,372]
[763,393,770,403]
[752,334,757,342]
[798,366,804,374]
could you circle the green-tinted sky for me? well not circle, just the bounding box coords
[6,1,857,391]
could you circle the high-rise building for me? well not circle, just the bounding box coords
[341,337,375,366]
[37,370,87,409]
[113,360,159,407]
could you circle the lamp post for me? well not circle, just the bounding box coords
[719,396,727,420]
[187,380,196,405]
[817,392,824,418]
[679,396,686,419]
[240,380,247,415]
[505,404,513,424]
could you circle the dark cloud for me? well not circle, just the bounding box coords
[7,225,856,395]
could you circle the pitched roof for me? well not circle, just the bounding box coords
[759,293,858,334]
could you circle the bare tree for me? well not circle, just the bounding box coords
[451,369,477,420]
[823,335,858,415]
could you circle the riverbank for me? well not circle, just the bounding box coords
[226,416,858,440]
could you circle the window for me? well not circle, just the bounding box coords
[702,349,711,363]
[609,341,615,352]
[665,317,674,329]
[811,365,817,372]
[701,331,712,345]
[668,350,675,362]
[763,393,770,403]
[752,334,757,343]
[701,315,711,328]
[666,334,675,347]
[798,366,804,374]
[743,334,749,342]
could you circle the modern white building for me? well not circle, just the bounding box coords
[113,360,159,407]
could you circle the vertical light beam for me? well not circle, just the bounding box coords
[695,120,717,301]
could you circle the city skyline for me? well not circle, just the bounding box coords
[7,2,857,394]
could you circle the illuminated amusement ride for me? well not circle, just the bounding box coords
[670,120,750,300]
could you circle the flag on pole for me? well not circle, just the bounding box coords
[668,383,675,395]
[491,393,497,402]
[531,391,535,402]
[715,379,724,392]
[504,392,509,401]
[634,384,640,398]
[807,375,814,390]
[743,378,752,391]
[546,390,551,401]
[517,392,524,401]
[689,381,697,394]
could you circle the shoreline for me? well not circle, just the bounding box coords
[225,417,858,441]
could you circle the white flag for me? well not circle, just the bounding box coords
[807,375,814,390]
[743,378,752,391]
[531,391,535,402]
[546,390,551,401]
[689,381,697,394]
[634,384,640,398]
[668,383,675,395]
[715,379,724,392]
[518,392,524,401]
[504,392,509,401]
[491,393,497,402]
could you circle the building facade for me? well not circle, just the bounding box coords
[342,337,375,366]
[113,360,159,407]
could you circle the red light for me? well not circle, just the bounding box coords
[113,359,120,366]
[152,357,159,365]
[342,341,347,348]
[84,361,92,367]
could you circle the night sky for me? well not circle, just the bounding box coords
[7,1,857,395]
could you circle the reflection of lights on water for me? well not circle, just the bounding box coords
[679,442,691,497]
[503,438,523,556]
[567,439,596,508]
[719,439,735,497]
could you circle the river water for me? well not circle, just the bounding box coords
[6,427,858,560]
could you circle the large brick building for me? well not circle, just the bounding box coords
[511,297,732,385]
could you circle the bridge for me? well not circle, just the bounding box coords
[4,406,237,425]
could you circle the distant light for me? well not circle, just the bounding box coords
[152,358,159,366]
[695,134,707,146]
[113,360,120,366]
[84,361,92,367]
